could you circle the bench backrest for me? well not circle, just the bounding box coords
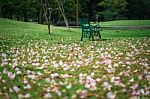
[80,19,90,26]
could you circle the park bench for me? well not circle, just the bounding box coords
[80,19,101,41]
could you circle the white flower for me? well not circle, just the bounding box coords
[53,62,59,68]
[146,75,150,81]
[55,89,61,96]
[16,71,22,74]
[24,93,31,98]
[44,59,49,63]
[66,84,72,89]
[23,79,28,84]
[13,86,20,93]
[140,89,145,94]
[85,76,97,90]
[90,72,95,77]
[3,68,8,74]
[59,60,63,66]
[37,72,43,76]
[113,63,119,68]
[51,73,59,79]
[126,61,131,65]
[62,66,70,71]
[103,82,112,90]
[129,78,134,82]
[61,74,72,78]
[80,90,87,99]
[27,74,36,79]
[103,59,112,65]
[24,84,31,89]
[44,93,52,98]
[27,70,31,74]
[2,53,7,57]
[9,88,13,92]
[96,78,102,82]
[138,75,143,80]
[130,84,138,90]
[18,94,24,98]
[145,90,150,95]
[32,62,40,66]
[37,66,44,70]
[107,92,116,99]
[45,78,51,82]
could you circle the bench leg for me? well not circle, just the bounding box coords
[81,32,83,41]
[98,32,101,39]
[91,33,94,41]
[81,37,83,41]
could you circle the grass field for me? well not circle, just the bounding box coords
[0,18,150,98]
[99,20,150,26]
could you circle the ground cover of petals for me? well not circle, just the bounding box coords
[0,38,150,98]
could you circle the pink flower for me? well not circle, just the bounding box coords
[80,90,87,99]
[8,72,15,79]
[103,82,112,90]
[130,84,139,90]
[103,59,112,65]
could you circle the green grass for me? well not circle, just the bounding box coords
[0,18,150,98]
[0,18,150,50]
[99,20,150,26]
[0,18,81,50]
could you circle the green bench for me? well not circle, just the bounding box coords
[80,19,101,41]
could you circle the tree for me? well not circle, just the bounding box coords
[98,0,127,21]
[76,0,79,25]
[126,0,150,19]
[56,0,70,31]
[0,0,150,26]
[39,0,56,34]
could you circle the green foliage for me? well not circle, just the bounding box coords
[98,0,127,21]
[126,0,150,19]
[0,0,150,23]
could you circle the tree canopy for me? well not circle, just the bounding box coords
[0,0,149,24]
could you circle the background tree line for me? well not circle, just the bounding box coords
[0,0,150,25]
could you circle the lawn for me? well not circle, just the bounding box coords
[99,20,150,26]
[0,18,150,98]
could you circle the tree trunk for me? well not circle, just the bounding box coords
[38,7,42,24]
[23,10,28,22]
[24,13,28,22]
[47,21,50,34]
[9,13,13,19]
[57,0,70,31]
[43,6,50,34]
[38,0,43,24]
[0,4,2,18]
[76,0,79,26]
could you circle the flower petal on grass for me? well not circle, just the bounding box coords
[107,91,116,99]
